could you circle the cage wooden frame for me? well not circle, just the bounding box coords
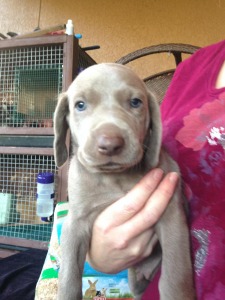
[0,35,96,256]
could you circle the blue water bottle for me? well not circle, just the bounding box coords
[36,172,54,217]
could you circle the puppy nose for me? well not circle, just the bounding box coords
[97,135,125,156]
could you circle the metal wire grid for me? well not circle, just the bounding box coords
[0,41,96,243]
[0,153,58,241]
[0,45,63,127]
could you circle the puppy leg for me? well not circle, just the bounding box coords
[155,192,196,300]
[128,243,162,299]
[57,216,89,300]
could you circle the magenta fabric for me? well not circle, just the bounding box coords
[143,40,225,299]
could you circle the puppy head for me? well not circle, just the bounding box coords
[54,63,162,172]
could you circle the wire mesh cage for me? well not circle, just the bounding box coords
[0,36,97,252]
[0,44,63,128]
[0,35,97,131]
[0,153,58,242]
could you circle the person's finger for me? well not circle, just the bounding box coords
[118,172,179,240]
[124,230,158,261]
[111,230,158,272]
[88,227,157,273]
[97,168,164,228]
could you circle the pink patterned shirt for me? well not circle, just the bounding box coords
[143,40,225,300]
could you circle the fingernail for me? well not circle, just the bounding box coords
[168,172,179,182]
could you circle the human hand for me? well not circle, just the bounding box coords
[87,168,179,273]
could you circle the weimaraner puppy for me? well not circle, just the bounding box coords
[54,63,196,300]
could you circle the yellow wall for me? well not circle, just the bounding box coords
[1,0,225,77]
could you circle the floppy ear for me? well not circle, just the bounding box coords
[53,93,69,167]
[144,90,162,168]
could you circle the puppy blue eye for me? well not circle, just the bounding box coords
[130,98,142,108]
[75,101,87,111]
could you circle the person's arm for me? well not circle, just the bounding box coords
[87,168,179,273]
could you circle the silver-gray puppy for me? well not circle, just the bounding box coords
[54,63,195,300]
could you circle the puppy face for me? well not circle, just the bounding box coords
[66,63,150,172]
[54,63,162,172]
